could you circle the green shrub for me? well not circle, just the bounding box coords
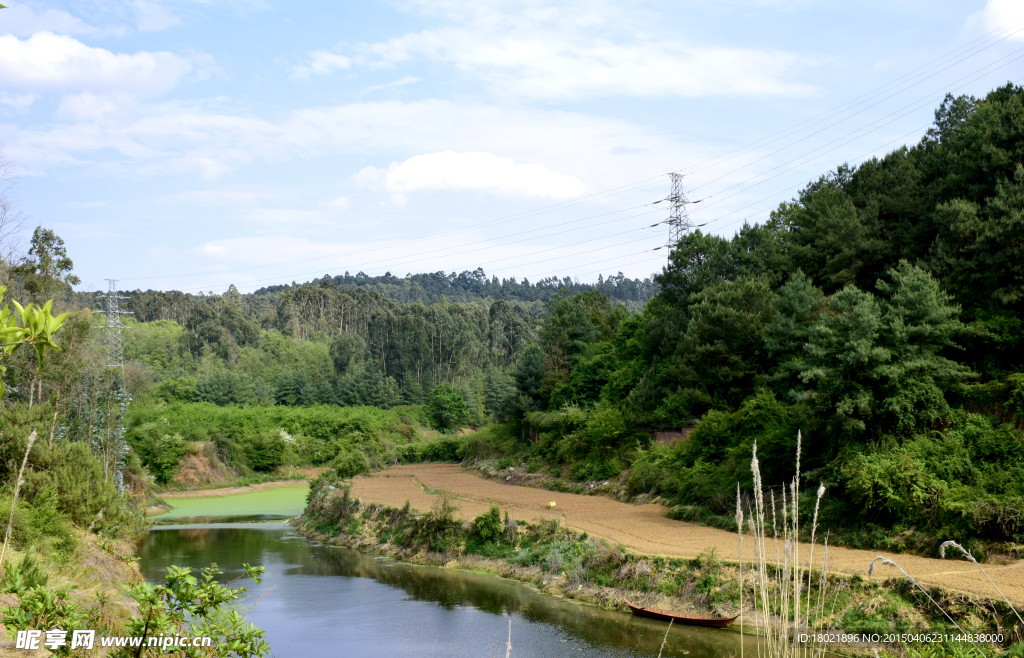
[474,506,502,542]
[240,432,287,472]
[155,376,197,402]
[3,554,49,590]
[9,486,75,555]
[841,447,948,522]
[126,423,189,484]
[417,437,464,462]
[570,456,623,481]
[332,448,370,479]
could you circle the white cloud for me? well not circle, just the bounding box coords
[343,0,814,100]
[56,92,126,121]
[133,1,183,32]
[158,187,278,206]
[320,196,352,211]
[0,32,191,95]
[366,30,813,100]
[238,207,340,226]
[8,98,689,186]
[192,236,343,260]
[356,151,586,199]
[363,76,420,93]
[0,93,36,111]
[980,0,1024,39]
[0,4,127,38]
[292,50,351,78]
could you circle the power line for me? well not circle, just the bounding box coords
[126,203,658,282]
[241,59,1024,290]
[680,20,1024,180]
[174,218,666,294]
[687,42,1024,202]
[117,20,1024,289]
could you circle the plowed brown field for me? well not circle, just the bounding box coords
[351,464,1024,605]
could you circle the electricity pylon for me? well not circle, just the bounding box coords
[665,172,692,245]
[101,279,129,371]
[97,279,131,493]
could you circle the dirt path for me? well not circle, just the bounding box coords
[351,464,1024,605]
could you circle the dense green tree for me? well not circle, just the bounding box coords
[330,332,366,374]
[671,276,775,413]
[786,262,973,449]
[426,383,469,432]
[275,371,308,406]
[766,270,825,396]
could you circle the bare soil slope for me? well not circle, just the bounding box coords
[351,464,1024,605]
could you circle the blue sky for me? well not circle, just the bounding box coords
[0,0,1022,293]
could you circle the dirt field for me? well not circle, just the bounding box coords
[351,464,1024,605]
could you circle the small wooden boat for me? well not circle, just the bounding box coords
[626,602,739,628]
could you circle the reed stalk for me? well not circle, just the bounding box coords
[744,435,833,658]
[656,618,673,658]
[867,556,988,658]
[939,540,1024,631]
[0,430,37,574]
[736,484,744,658]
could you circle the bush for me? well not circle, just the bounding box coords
[155,376,197,402]
[338,368,402,408]
[129,423,189,484]
[239,432,286,472]
[332,448,370,479]
[474,506,502,542]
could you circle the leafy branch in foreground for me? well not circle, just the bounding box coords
[121,563,270,657]
[1,562,271,657]
[0,284,68,397]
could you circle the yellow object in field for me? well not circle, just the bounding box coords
[547,501,556,509]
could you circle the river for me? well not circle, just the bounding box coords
[142,485,749,658]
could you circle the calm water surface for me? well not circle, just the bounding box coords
[139,523,749,658]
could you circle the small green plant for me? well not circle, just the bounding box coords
[3,554,49,590]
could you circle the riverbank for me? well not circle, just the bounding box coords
[298,474,1022,656]
[349,463,1024,607]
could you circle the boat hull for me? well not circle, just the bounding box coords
[626,602,738,628]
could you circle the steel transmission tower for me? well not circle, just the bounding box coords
[97,279,131,493]
[101,279,129,371]
[665,172,692,245]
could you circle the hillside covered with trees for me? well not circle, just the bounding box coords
[3,84,1024,554]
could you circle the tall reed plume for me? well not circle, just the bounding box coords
[742,431,833,658]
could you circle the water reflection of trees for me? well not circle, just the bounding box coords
[140,528,743,658]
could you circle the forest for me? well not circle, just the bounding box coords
[2,83,1024,556]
